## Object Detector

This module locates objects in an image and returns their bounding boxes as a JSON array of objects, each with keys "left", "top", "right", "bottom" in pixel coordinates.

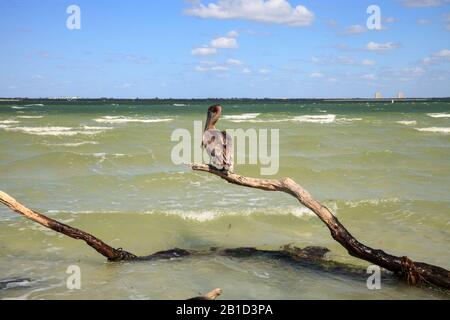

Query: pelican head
[{"left": 204, "top": 105, "right": 222, "bottom": 131}]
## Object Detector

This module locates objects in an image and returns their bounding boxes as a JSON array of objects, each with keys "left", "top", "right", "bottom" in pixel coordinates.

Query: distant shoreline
[{"left": 1, "top": 97, "right": 449, "bottom": 105}]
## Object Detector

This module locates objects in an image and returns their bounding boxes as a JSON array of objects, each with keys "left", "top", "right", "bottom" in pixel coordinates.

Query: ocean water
[{"left": 0, "top": 101, "right": 449, "bottom": 300}]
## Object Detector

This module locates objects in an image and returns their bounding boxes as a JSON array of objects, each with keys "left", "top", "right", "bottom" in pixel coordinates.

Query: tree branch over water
[
  {"left": 190, "top": 164, "right": 450, "bottom": 290},
  {"left": 0, "top": 191, "right": 136, "bottom": 261},
  {"left": 1, "top": 164, "right": 450, "bottom": 294}
]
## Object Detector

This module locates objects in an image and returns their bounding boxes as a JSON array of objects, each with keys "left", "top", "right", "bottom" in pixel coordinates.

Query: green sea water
[{"left": 0, "top": 101, "right": 449, "bottom": 300}]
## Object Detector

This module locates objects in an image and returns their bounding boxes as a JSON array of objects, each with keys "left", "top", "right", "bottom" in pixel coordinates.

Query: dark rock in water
[
  {"left": 281, "top": 245, "right": 330, "bottom": 259},
  {"left": 0, "top": 278, "right": 32, "bottom": 290}
]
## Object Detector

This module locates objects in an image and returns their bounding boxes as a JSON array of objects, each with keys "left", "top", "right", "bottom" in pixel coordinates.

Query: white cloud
[
  {"left": 417, "top": 18, "right": 431, "bottom": 25},
  {"left": 211, "top": 66, "right": 229, "bottom": 71},
  {"left": 311, "top": 55, "right": 376, "bottom": 66},
  {"left": 199, "top": 60, "right": 216, "bottom": 65},
  {"left": 242, "top": 68, "right": 252, "bottom": 74},
  {"left": 434, "top": 49, "right": 450, "bottom": 57},
  {"left": 185, "top": 0, "right": 315, "bottom": 27},
  {"left": 423, "top": 49, "right": 450, "bottom": 64},
  {"left": 227, "top": 58, "right": 243, "bottom": 65},
  {"left": 227, "top": 30, "right": 239, "bottom": 38},
  {"left": 342, "top": 24, "right": 367, "bottom": 35},
  {"left": 366, "top": 41, "right": 400, "bottom": 52},
  {"left": 361, "top": 74, "right": 377, "bottom": 80},
  {"left": 401, "top": 0, "right": 449, "bottom": 7},
  {"left": 258, "top": 68, "right": 270, "bottom": 74},
  {"left": 309, "top": 72, "right": 324, "bottom": 78},
  {"left": 191, "top": 46, "right": 218, "bottom": 56},
  {"left": 196, "top": 65, "right": 229, "bottom": 72},
  {"left": 33, "top": 74, "right": 45, "bottom": 80},
  {"left": 445, "top": 13, "right": 450, "bottom": 30},
  {"left": 362, "top": 59, "right": 376, "bottom": 66},
  {"left": 311, "top": 55, "right": 354, "bottom": 65},
  {"left": 211, "top": 36, "right": 238, "bottom": 48}
]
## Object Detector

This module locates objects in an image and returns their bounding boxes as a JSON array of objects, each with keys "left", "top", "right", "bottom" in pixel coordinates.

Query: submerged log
[
  {"left": 1, "top": 184, "right": 449, "bottom": 293},
  {"left": 190, "top": 164, "right": 450, "bottom": 290},
  {"left": 0, "top": 191, "right": 382, "bottom": 283}
]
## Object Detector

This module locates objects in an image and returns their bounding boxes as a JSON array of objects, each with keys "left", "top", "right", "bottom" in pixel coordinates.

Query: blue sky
[{"left": 0, "top": 0, "right": 449, "bottom": 98}]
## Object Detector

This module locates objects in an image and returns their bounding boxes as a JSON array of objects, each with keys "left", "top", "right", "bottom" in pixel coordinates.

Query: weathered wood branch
[
  {"left": 1, "top": 184, "right": 449, "bottom": 293},
  {"left": 0, "top": 189, "right": 383, "bottom": 285},
  {"left": 0, "top": 191, "right": 136, "bottom": 261},
  {"left": 190, "top": 164, "right": 450, "bottom": 290}
]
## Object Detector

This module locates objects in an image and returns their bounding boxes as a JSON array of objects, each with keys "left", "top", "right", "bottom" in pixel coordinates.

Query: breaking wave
[
  {"left": 415, "top": 127, "right": 450, "bottom": 133},
  {"left": 94, "top": 116, "right": 174, "bottom": 124},
  {"left": 427, "top": 113, "right": 450, "bottom": 118},
  {"left": 17, "top": 116, "right": 44, "bottom": 119},
  {"left": 0, "top": 120, "right": 19, "bottom": 124},
  {"left": 223, "top": 113, "right": 261, "bottom": 120},
  {"left": 292, "top": 114, "right": 336, "bottom": 124},
  {"left": 225, "top": 115, "right": 361, "bottom": 124},
  {"left": 141, "top": 206, "right": 317, "bottom": 222},
  {"left": 3, "top": 126, "right": 109, "bottom": 136},
  {"left": 45, "top": 141, "right": 99, "bottom": 147},
  {"left": 397, "top": 120, "right": 417, "bottom": 126}
]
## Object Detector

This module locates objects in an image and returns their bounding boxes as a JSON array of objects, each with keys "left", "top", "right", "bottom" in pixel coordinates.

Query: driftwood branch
[
  {"left": 1, "top": 172, "right": 449, "bottom": 294},
  {"left": 0, "top": 191, "right": 136, "bottom": 261},
  {"left": 0, "top": 190, "right": 387, "bottom": 285},
  {"left": 0, "top": 191, "right": 356, "bottom": 272},
  {"left": 190, "top": 164, "right": 450, "bottom": 290}
]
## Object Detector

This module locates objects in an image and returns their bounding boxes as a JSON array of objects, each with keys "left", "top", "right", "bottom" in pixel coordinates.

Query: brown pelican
[{"left": 202, "top": 105, "right": 233, "bottom": 172}]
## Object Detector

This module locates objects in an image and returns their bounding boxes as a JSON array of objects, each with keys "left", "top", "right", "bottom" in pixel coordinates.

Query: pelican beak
[{"left": 204, "top": 110, "right": 213, "bottom": 132}]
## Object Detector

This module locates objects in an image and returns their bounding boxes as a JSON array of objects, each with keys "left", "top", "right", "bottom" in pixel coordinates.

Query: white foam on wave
[
  {"left": 397, "top": 120, "right": 417, "bottom": 126},
  {"left": 82, "top": 126, "right": 114, "bottom": 130},
  {"left": 227, "top": 119, "right": 289, "bottom": 123},
  {"left": 415, "top": 127, "right": 450, "bottom": 133},
  {"left": 94, "top": 116, "right": 174, "bottom": 124},
  {"left": 0, "top": 120, "right": 19, "bottom": 124},
  {"left": 12, "top": 106, "right": 26, "bottom": 109},
  {"left": 336, "top": 117, "right": 363, "bottom": 124},
  {"left": 427, "top": 113, "right": 450, "bottom": 118},
  {"left": 223, "top": 113, "right": 261, "bottom": 120},
  {"left": 17, "top": 116, "right": 44, "bottom": 119},
  {"left": 3, "top": 126, "right": 108, "bottom": 136},
  {"left": 292, "top": 114, "right": 336, "bottom": 124},
  {"left": 45, "top": 141, "right": 99, "bottom": 147},
  {"left": 173, "top": 103, "right": 188, "bottom": 107},
  {"left": 24, "top": 104, "right": 45, "bottom": 107},
  {"left": 344, "top": 198, "right": 399, "bottom": 208},
  {"left": 142, "top": 205, "right": 326, "bottom": 222},
  {"left": 227, "top": 115, "right": 357, "bottom": 124}
]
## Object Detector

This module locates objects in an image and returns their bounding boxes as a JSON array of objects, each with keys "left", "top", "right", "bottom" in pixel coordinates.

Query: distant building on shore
[
  {"left": 397, "top": 91, "right": 405, "bottom": 99},
  {"left": 375, "top": 92, "right": 382, "bottom": 99}
]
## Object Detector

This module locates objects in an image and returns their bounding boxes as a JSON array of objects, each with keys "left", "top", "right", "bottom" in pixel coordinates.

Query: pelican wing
[{"left": 202, "top": 130, "right": 233, "bottom": 171}]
